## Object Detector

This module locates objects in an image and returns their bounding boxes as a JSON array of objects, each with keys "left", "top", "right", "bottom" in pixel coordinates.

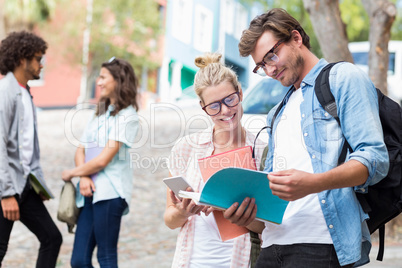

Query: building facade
[{"left": 158, "top": 0, "right": 263, "bottom": 102}]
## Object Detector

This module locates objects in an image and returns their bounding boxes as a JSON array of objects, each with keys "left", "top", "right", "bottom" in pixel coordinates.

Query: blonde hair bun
[
  {"left": 193, "top": 52, "right": 239, "bottom": 100},
  {"left": 194, "top": 53, "right": 222, "bottom": 68}
]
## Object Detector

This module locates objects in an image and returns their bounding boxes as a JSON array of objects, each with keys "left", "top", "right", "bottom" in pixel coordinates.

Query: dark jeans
[
  {"left": 71, "top": 197, "right": 127, "bottom": 268},
  {"left": 0, "top": 184, "right": 62, "bottom": 268},
  {"left": 256, "top": 244, "right": 355, "bottom": 268}
]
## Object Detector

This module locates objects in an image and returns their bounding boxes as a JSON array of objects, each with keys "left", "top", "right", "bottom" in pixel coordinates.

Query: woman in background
[{"left": 62, "top": 57, "right": 139, "bottom": 268}]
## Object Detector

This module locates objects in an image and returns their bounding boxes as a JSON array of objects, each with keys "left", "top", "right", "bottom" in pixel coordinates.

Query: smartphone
[{"left": 163, "top": 176, "right": 192, "bottom": 198}]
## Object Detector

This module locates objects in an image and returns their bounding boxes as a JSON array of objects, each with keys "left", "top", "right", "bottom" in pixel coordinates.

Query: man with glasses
[
  {"left": 0, "top": 31, "right": 62, "bottom": 267},
  {"left": 230, "top": 8, "right": 389, "bottom": 267}
]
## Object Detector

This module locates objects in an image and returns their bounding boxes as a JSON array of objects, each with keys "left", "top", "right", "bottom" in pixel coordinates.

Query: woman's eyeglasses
[{"left": 202, "top": 91, "right": 240, "bottom": 116}]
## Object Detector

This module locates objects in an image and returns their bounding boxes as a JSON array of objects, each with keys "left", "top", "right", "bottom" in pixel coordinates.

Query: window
[
  {"left": 234, "top": 3, "right": 247, "bottom": 39},
  {"left": 193, "top": 4, "right": 213, "bottom": 52},
  {"left": 171, "top": 0, "right": 193, "bottom": 44},
  {"left": 224, "top": 0, "right": 234, "bottom": 35}
]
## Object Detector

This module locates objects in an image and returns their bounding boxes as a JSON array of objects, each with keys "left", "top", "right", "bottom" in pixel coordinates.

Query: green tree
[
  {"left": 39, "top": 0, "right": 163, "bottom": 102},
  {"left": 242, "top": 0, "right": 397, "bottom": 94},
  {"left": 0, "top": 0, "right": 54, "bottom": 39},
  {"left": 391, "top": 0, "right": 402, "bottom": 39},
  {"left": 241, "top": 0, "right": 323, "bottom": 57},
  {"left": 89, "top": 0, "right": 161, "bottom": 72},
  {"left": 340, "top": 0, "right": 370, "bottom": 41}
]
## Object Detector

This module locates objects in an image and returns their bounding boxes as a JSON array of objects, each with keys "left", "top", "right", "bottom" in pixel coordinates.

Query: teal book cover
[{"left": 181, "top": 167, "right": 288, "bottom": 224}]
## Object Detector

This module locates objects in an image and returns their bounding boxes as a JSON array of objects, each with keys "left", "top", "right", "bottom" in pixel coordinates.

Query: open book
[
  {"left": 197, "top": 146, "right": 257, "bottom": 241},
  {"left": 179, "top": 167, "right": 289, "bottom": 224}
]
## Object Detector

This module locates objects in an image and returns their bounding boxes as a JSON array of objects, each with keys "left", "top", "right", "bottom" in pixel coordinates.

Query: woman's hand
[
  {"left": 61, "top": 170, "right": 73, "bottom": 181},
  {"left": 165, "top": 186, "right": 211, "bottom": 229},
  {"left": 169, "top": 187, "right": 206, "bottom": 218},
  {"left": 79, "top": 176, "right": 96, "bottom": 197}
]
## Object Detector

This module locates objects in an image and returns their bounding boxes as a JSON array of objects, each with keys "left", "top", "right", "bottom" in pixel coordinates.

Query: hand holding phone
[{"left": 163, "top": 176, "right": 192, "bottom": 198}]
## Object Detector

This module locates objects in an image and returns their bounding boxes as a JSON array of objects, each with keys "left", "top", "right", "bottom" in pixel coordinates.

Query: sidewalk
[
  {"left": 367, "top": 245, "right": 402, "bottom": 267},
  {"left": 2, "top": 107, "right": 402, "bottom": 268},
  {"left": 3, "top": 108, "right": 185, "bottom": 267}
]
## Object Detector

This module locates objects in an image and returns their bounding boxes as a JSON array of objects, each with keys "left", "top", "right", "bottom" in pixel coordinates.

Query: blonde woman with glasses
[{"left": 164, "top": 52, "right": 266, "bottom": 268}]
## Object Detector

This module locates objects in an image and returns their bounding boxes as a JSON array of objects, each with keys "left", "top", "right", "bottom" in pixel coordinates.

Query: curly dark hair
[
  {"left": 96, "top": 58, "right": 139, "bottom": 116},
  {"left": 0, "top": 31, "right": 48, "bottom": 75},
  {"left": 239, "top": 8, "right": 311, "bottom": 57}
]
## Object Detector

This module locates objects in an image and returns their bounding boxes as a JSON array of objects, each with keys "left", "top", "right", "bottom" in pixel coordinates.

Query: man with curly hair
[{"left": 0, "top": 31, "right": 62, "bottom": 267}]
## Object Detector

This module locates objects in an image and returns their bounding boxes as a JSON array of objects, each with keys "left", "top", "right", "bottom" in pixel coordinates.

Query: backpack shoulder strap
[
  {"left": 314, "top": 62, "right": 351, "bottom": 166},
  {"left": 252, "top": 126, "right": 269, "bottom": 159},
  {"left": 270, "top": 86, "right": 295, "bottom": 134},
  {"left": 252, "top": 86, "right": 294, "bottom": 160},
  {"left": 314, "top": 62, "right": 340, "bottom": 124}
]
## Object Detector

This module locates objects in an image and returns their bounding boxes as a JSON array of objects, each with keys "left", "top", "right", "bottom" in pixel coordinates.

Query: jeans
[
  {"left": 255, "top": 244, "right": 355, "bottom": 268},
  {"left": 0, "top": 183, "right": 62, "bottom": 268},
  {"left": 71, "top": 197, "right": 127, "bottom": 268}
]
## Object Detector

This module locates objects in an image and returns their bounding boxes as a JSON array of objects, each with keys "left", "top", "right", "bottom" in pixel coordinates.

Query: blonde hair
[{"left": 193, "top": 52, "right": 240, "bottom": 102}]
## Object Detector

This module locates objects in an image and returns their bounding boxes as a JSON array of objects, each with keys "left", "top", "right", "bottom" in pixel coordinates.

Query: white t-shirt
[
  {"left": 20, "top": 86, "right": 34, "bottom": 176},
  {"left": 190, "top": 202, "right": 234, "bottom": 267},
  {"left": 261, "top": 88, "right": 332, "bottom": 248}
]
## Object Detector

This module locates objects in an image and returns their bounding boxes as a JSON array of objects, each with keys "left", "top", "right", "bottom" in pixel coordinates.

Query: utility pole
[{"left": 77, "top": 0, "right": 93, "bottom": 108}]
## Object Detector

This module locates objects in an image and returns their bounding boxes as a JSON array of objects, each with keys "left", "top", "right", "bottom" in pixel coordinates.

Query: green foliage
[
  {"left": 340, "top": 0, "right": 369, "bottom": 41},
  {"left": 89, "top": 0, "right": 161, "bottom": 75},
  {"left": 239, "top": 0, "right": 322, "bottom": 56},
  {"left": 239, "top": 0, "right": 269, "bottom": 9},
  {"left": 4, "top": 0, "right": 55, "bottom": 29},
  {"left": 340, "top": 0, "right": 402, "bottom": 41},
  {"left": 269, "top": 0, "right": 323, "bottom": 57},
  {"left": 391, "top": 0, "right": 402, "bottom": 40},
  {"left": 241, "top": 0, "right": 402, "bottom": 54}
]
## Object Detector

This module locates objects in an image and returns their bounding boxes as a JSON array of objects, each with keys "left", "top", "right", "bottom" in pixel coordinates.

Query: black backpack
[{"left": 315, "top": 62, "right": 402, "bottom": 261}]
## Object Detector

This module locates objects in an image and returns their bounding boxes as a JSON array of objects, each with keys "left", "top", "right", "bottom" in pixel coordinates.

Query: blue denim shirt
[{"left": 264, "top": 59, "right": 389, "bottom": 266}]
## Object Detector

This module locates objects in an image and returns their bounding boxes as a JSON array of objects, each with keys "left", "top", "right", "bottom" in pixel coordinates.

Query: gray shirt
[{"left": 0, "top": 72, "right": 44, "bottom": 198}]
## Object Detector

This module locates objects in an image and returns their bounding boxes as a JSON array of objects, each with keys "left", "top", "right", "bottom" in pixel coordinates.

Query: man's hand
[
  {"left": 268, "top": 169, "right": 320, "bottom": 201},
  {"left": 223, "top": 197, "right": 257, "bottom": 227},
  {"left": 1, "top": 196, "right": 20, "bottom": 221},
  {"left": 79, "top": 176, "right": 96, "bottom": 197},
  {"left": 39, "top": 192, "right": 49, "bottom": 201}
]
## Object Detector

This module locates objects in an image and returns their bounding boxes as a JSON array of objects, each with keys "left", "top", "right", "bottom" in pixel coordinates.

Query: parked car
[
  {"left": 348, "top": 41, "right": 402, "bottom": 106},
  {"left": 242, "top": 77, "right": 290, "bottom": 143}
]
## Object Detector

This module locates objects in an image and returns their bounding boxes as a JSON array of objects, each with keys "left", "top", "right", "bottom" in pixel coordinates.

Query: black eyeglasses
[
  {"left": 253, "top": 40, "right": 284, "bottom": 76},
  {"left": 202, "top": 91, "right": 240, "bottom": 116}
]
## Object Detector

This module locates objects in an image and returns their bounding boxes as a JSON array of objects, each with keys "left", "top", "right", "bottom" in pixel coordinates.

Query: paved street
[{"left": 2, "top": 106, "right": 401, "bottom": 267}]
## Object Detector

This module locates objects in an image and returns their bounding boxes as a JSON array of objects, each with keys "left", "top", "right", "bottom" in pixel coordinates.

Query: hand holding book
[
  {"left": 197, "top": 146, "right": 258, "bottom": 241},
  {"left": 178, "top": 167, "right": 288, "bottom": 224}
]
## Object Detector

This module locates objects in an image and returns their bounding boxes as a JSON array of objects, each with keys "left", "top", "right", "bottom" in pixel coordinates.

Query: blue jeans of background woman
[{"left": 71, "top": 197, "right": 127, "bottom": 268}]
